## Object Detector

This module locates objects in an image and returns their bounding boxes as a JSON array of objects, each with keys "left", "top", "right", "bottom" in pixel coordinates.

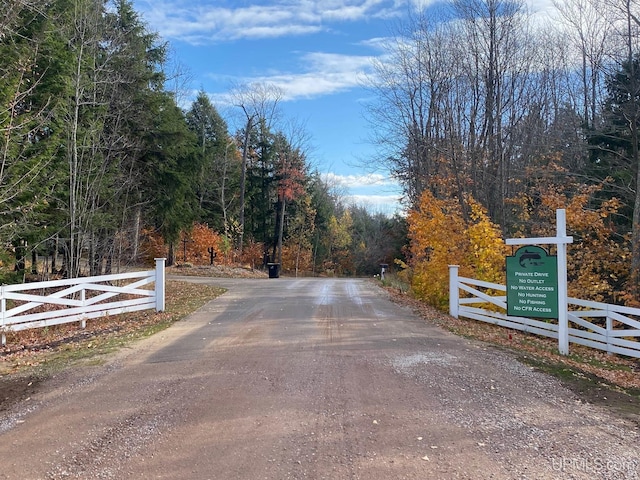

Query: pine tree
[
  {"left": 0, "top": 1, "right": 69, "bottom": 276},
  {"left": 185, "top": 91, "right": 237, "bottom": 233}
]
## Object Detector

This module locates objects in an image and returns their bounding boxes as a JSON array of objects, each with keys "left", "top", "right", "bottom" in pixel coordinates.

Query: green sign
[{"left": 506, "top": 246, "right": 558, "bottom": 318}]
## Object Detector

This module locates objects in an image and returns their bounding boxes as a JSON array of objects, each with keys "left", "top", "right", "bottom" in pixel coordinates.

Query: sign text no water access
[{"left": 506, "top": 246, "right": 558, "bottom": 319}]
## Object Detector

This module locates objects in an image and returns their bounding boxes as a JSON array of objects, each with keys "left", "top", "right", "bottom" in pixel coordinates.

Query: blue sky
[{"left": 132, "top": 0, "right": 555, "bottom": 215}]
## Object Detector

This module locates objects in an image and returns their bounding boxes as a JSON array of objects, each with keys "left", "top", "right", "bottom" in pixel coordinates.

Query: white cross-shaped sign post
[{"left": 506, "top": 209, "right": 574, "bottom": 355}]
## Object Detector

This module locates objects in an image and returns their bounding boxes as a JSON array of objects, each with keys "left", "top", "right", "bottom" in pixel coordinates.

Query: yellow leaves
[
  {"left": 394, "top": 258, "right": 408, "bottom": 269},
  {"left": 324, "top": 211, "right": 355, "bottom": 274},
  {"left": 463, "top": 199, "right": 507, "bottom": 284},
  {"left": 407, "top": 191, "right": 506, "bottom": 309},
  {"left": 328, "top": 212, "right": 352, "bottom": 250},
  {"left": 506, "top": 163, "right": 631, "bottom": 303}
]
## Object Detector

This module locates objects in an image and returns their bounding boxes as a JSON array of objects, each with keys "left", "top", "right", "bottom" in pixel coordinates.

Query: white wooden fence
[
  {"left": 449, "top": 266, "right": 640, "bottom": 359},
  {"left": 1, "top": 258, "right": 166, "bottom": 345}
]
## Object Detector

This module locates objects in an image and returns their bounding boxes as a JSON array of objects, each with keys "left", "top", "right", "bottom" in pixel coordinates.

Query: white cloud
[
  {"left": 348, "top": 194, "right": 405, "bottom": 215},
  {"left": 255, "top": 53, "right": 375, "bottom": 99},
  {"left": 322, "top": 172, "right": 396, "bottom": 188},
  {"left": 527, "top": 0, "right": 558, "bottom": 16},
  {"left": 208, "top": 51, "right": 376, "bottom": 103},
  {"left": 320, "top": 172, "right": 405, "bottom": 214},
  {"left": 137, "top": 0, "right": 399, "bottom": 43},
  {"left": 138, "top": 0, "right": 565, "bottom": 44},
  {"left": 408, "top": 0, "right": 440, "bottom": 12}
]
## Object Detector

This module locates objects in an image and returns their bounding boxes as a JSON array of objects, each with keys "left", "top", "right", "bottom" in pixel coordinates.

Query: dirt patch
[{"left": 0, "top": 374, "right": 42, "bottom": 412}]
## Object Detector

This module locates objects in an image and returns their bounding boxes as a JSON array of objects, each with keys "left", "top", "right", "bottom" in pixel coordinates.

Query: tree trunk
[
  {"left": 132, "top": 206, "right": 142, "bottom": 262},
  {"left": 237, "top": 115, "right": 254, "bottom": 253},
  {"left": 167, "top": 242, "right": 175, "bottom": 266},
  {"left": 626, "top": 0, "right": 640, "bottom": 296},
  {"left": 31, "top": 249, "right": 37, "bottom": 275},
  {"left": 277, "top": 197, "right": 286, "bottom": 266}
]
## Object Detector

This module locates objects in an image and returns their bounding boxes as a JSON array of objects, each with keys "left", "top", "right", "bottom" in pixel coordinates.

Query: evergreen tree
[
  {"left": 185, "top": 90, "right": 237, "bottom": 232},
  {"left": 143, "top": 93, "right": 198, "bottom": 265},
  {"left": 245, "top": 119, "right": 276, "bottom": 246},
  {"left": 0, "top": 1, "right": 69, "bottom": 275},
  {"left": 589, "top": 55, "right": 640, "bottom": 216},
  {"left": 589, "top": 54, "right": 640, "bottom": 293}
]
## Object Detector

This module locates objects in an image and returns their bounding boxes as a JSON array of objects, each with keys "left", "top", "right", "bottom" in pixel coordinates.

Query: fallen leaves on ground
[{"left": 167, "top": 264, "right": 268, "bottom": 278}]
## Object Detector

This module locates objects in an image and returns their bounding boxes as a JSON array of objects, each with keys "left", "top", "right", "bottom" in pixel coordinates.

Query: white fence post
[
  {"left": 1, "top": 286, "right": 5, "bottom": 346},
  {"left": 155, "top": 258, "right": 166, "bottom": 312},
  {"left": 80, "top": 289, "right": 87, "bottom": 329},
  {"left": 506, "top": 209, "right": 573, "bottom": 356},
  {"left": 556, "top": 209, "right": 569, "bottom": 355},
  {"left": 449, "top": 265, "right": 459, "bottom": 319},
  {"left": 606, "top": 306, "right": 613, "bottom": 355}
]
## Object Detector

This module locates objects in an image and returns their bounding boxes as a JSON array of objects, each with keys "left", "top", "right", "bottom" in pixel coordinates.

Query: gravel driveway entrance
[{"left": 0, "top": 278, "right": 638, "bottom": 479}]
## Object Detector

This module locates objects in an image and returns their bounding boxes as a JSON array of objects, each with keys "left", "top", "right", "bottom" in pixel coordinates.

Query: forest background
[{"left": 2, "top": 0, "right": 640, "bottom": 311}]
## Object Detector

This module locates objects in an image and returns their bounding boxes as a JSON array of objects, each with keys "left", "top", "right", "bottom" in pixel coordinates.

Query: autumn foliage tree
[
  {"left": 142, "top": 223, "right": 225, "bottom": 266},
  {"left": 407, "top": 190, "right": 506, "bottom": 309},
  {"left": 406, "top": 171, "right": 630, "bottom": 310},
  {"left": 281, "top": 193, "right": 316, "bottom": 275},
  {"left": 325, "top": 211, "right": 354, "bottom": 275},
  {"left": 507, "top": 161, "right": 630, "bottom": 304},
  {"left": 272, "top": 131, "right": 307, "bottom": 266}
]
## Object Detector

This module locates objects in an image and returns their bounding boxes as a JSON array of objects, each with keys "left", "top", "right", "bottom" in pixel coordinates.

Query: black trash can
[{"left": 267, "top": 263, "right": 280, "bottom": 278}]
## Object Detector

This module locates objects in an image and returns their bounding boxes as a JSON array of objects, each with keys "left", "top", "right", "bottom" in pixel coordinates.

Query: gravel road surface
[{"left": 0, "top": 277, "right": 638, "bottom": 479}]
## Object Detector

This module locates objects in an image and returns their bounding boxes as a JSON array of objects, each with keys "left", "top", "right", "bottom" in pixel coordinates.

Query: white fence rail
[
  {"left": 1, "top": 258, "right": 166, "bottom": 345},
  {"left": 449, "top": 266, "right": 640, "bottom": 359}
]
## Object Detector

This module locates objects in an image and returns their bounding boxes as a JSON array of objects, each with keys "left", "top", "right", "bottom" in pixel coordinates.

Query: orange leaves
[
  {"left": 140, "top": 228, "right": 166, "bottom": 264},
  {"left": 506, "top": 155, "right": 631, "bottom": 303},
  {"left": 187, "top": 223, "right": 225, "bottom": 265},
  {"left": 142, "top": 223, "right": 228, "bottom": 266},
  {"left": 240, "top": 240, "right": 265, "bottom": 269},
  {"left": 274, "top": 145, "right": 307, "bottom": 203},
  {"left": 281, "top": 243, "right": 313, "bottom": 273},
  {"left": 406, "top": 151, "right": 632, "bottom": 307}
]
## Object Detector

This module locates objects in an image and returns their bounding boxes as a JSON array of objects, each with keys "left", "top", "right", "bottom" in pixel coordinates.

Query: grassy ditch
[{"left": 518, "top": 354, "right": 640, "bottom": 426}]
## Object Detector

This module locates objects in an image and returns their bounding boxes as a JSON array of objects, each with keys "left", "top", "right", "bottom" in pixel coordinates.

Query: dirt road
[{"left": 0, "top": 278, "right": 638, "bottom": 479}]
